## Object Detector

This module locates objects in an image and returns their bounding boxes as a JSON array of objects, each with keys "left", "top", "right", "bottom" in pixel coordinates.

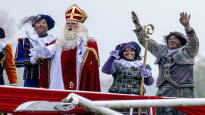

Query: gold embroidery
[
  {"left": 48, "top": 59, "right": 51, "bottom": 86},
  {"left": 78, "top": 46, "right": 100, "bottom": 89},
  {"left": 69, "top": 81, "right": 74, "bottom": 89},
  {"left": 31, "top": 66, "right": 33, "bottom": 79},
  {"left": 22, "top": 38, "right": 25, "bottom": 48},
  {"left": 87, "top": 47, "right": 100, "bottom": 67}
]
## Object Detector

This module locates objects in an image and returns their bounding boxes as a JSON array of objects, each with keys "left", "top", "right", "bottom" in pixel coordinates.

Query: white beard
[{"left": 56, "top": 23, "right": 88, "bottom": 50}]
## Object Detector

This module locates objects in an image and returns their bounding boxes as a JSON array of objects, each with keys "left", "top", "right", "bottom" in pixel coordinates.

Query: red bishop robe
[{"left": 41, "top": 40, "right": 101, "bottom": 92}]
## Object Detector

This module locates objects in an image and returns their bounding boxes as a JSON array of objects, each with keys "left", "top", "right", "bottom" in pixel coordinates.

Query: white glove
[
  {"left": 30, "top": 56, "right": 38, "bottom": 64},
  {"left": 29, "top": 48, "right": 38, "bottom": 57},
  {"left": 109, "top": 50, "right": 119, "bottom": 58},
  {"left": 25, "top": 31, "right": 43, "bottom": 47}
]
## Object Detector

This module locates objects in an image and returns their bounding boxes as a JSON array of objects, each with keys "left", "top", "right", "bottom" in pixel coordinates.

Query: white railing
[
  {"left": 62, "top": 93, "right": 205, "bottom": 114},
  {"left": 16, "top": 93, "right": 205, "bottom": 115}
]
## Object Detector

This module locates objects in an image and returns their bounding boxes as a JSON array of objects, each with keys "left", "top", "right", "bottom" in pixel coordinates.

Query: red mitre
[{"left": 65, "top": 4, "right": 88, "bottom": 23}]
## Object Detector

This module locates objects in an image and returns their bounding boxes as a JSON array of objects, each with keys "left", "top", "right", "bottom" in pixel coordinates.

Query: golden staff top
[
  {"left": 143, "top": 24, "right": 154, "bottom": 37},
  {"left": 139, "top": 24, "right": 155, "bottom": 95},
  {"left": 138, "top": 24, "right": 154, "bottom": 115}
]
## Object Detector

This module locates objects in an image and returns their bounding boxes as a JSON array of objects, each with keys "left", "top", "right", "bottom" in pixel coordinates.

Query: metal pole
[{"left": 92, "top": 98, "right": 205, "bottom": 108}]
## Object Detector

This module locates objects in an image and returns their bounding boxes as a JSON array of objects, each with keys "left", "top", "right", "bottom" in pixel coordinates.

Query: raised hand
[
  {"left": 131, "top": 11, "right": 142, "bottom": 29},
  {"left": 180, "top": 12, "right": 192, "bottom": 31},
  {"left": 25, "top": 31, "right": 43, "bottom": 47},
  {"left": 109, "top": 50, "right": 119, "bottom": 58}
]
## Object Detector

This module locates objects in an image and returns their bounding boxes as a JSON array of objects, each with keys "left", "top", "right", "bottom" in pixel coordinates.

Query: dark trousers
[
  {"left": 155, "top": 82, "right": 194, "bottom": 115},
  {"left": 0, "top": 77, "right": 4, "bottom": 85}
]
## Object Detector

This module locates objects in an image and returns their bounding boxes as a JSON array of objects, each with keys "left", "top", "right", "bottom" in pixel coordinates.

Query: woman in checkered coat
[
  {"left": 102, "top": 41, "right": 154, "bottom": 95},
  {"left": 102, "top": 41, "right": 154, "bottom": 114}
]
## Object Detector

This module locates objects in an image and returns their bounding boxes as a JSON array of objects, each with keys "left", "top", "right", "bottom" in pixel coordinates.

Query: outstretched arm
[
  {"left": 131, "top": 11, "right": 163, "bottom": 57},
  {"left": 131, "top": 11, "right": 142, "bottom": 30},
  {"left": 180, "top": 12, "right": 199, "bottom": 58}
]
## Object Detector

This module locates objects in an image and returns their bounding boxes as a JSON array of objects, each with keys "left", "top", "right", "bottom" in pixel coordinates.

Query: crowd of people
[{"left": 0, "top": 4, "right": 199, "bottom": 115}]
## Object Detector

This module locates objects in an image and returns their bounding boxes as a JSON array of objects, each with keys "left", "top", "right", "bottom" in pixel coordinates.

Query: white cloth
[
  {"left": 30, "top": 56, "right": 37, "bottom": 64},
  {"left": 25, "top": 31, "right": 56, "bottom": 59},
  {"left": 49, "top": 47, "right": 64, "bottom": 89},
  {"left": 49, "top": 37, "right": 87, "bottom": 90}
]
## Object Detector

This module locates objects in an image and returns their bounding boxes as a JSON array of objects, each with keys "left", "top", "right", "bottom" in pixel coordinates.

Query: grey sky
[{"left": 1, "top": 0, "right": 204, "bottom": 95}]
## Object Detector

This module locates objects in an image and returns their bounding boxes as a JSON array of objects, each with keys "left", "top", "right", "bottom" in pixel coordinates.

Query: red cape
[{"left": 39, "top": 40, "right": 101, "bottom": 92}]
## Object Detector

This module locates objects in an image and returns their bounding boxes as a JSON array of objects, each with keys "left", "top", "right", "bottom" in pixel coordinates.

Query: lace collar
[{"left": 115, "top": 59, "right": 142, "bottom": 68}]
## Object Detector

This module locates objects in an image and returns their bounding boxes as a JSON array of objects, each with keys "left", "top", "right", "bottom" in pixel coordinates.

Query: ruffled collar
[{"left": 115, "top": 59, "right": 142, "bottom": 68}]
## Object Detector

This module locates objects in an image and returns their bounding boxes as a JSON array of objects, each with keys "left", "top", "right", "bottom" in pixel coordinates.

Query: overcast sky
[{"left": 1, "top": 0, "right": 205, "bottom": 95}]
